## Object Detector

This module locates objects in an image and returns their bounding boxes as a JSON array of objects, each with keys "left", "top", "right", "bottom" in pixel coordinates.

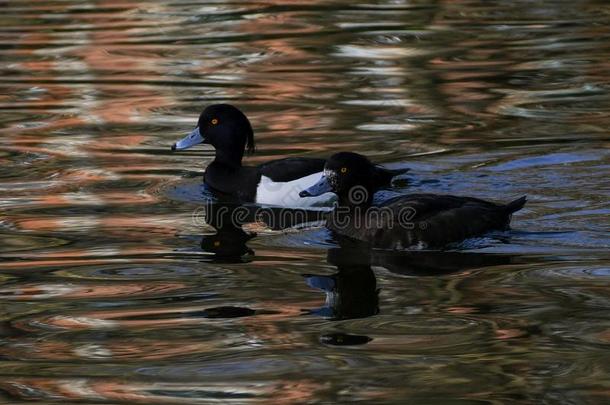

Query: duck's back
[
  {"left": 258, "top": 157, "right": 325, "bottom": 182},
  {"left": 329, "top": 193, "right": 526, "bottom": 249}
]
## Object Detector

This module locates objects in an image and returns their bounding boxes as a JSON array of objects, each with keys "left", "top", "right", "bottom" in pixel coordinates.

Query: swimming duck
[
  {"left": 171, "top": 104, "right": 407, "bottom": 207},
  {"left": 299, "top": 152, "right": 527, "bottom": 249}
]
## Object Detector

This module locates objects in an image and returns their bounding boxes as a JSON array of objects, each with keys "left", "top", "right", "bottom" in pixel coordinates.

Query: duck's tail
[{"left": 505, "top": 196, "right": 527, "bottom": 214}]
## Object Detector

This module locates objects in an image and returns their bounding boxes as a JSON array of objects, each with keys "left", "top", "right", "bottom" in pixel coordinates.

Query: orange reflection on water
[
  {"left": 0, "top": 377, "right": 325, "bottom": 404},
  {"left": 0, "top": 280, "right": 187, "bottom": 300},
  {"left": 0, "top": 337, "right": 237, "bottom": 362}
]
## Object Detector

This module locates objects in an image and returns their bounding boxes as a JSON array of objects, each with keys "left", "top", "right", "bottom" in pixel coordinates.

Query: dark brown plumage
[{"left": 301, "top": 152, "right": 526, "bottom": 249}]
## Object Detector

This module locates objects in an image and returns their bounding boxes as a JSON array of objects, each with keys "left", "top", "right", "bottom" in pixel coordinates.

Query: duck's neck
[
  {"left": 336, "top": 188, "right": 375, "bottom": 212},
  {"left": 329, "top": 191, "right": 374, "bottom": 233},
  {"left": 213, "top": 148, "right": 243, "bottom": 169}
]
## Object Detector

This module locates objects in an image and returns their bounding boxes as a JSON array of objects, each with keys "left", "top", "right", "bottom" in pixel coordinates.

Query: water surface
[{"left": 1, "top": 0, "right": 610, "bottom": 403}]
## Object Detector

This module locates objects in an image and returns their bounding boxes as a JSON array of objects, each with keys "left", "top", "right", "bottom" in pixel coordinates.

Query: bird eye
[
  {"left": 213, "top": 240, "right": 221, "bottom": 247},
  {"left": 211, "top": 118, "right": 219, "bottom": 125},
  {"left": 340, "top": 167, "right": 347, "bottom": 174}
]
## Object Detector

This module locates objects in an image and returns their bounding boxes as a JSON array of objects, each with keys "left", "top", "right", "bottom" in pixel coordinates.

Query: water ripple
[{"left": 0, "top": 0, "right": 609, "bottom": 403}]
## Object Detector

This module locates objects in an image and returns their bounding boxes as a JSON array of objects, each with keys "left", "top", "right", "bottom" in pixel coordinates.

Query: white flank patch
[{"left": 255, "top": 172, "right": 334, "bottom": 208}]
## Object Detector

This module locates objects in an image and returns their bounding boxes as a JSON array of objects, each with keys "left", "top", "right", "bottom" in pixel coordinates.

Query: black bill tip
[{"left": 171, "top": 143, "right": 177, "bottom": 152}]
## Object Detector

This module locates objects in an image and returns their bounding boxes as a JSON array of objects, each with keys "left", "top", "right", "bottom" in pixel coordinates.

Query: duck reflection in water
[
  {"left": 304, "top": 248, "right": 380, "bottom": 321},
  {"left": 199, "top": 201, "right": 257, "bottom": 262},
  {"left": 199, "top": 200, "right": 326, "bottom": 262},
  {"left": 309, "top": 240, "right": 516, "bottom": 346}
]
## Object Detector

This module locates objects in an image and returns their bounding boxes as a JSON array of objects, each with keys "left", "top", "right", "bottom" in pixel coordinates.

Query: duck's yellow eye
[
  {"left": 340, "top": 167, "right": 347, "bottom": 174},
  {"left": 213, "top": 240, "right": 221, "bottom": 247},
  {"left": 211, "top": 118, "right": 219, "bottom": 125}
]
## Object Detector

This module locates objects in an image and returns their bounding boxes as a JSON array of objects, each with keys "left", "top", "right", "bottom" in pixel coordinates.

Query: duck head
[
  {"left": 172, "top": 104, "right": 255, "bottom": 166},
  {"left": 299, "top": 152, "right": 376, "bottom": 207}
]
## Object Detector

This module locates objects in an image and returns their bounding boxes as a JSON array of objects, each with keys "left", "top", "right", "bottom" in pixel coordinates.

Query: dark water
[{"left": 1, "top": 0, "right": 610, "bottom": 403}]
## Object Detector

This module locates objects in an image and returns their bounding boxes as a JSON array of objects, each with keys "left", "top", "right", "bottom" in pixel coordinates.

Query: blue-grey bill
[
  {"left": 299, "top": 176, "right": 333, "bottom": 197},
  {"left": 171, "top": 127, "right": 204, "bottom": 151}
]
